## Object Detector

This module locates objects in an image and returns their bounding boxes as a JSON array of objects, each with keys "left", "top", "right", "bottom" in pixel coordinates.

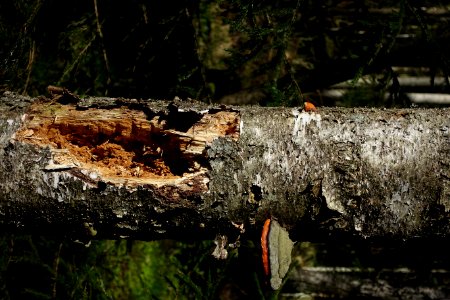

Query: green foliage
[
  {"left": 0, "top": 236, "right": 268, "bottom": 300},
  {"left": 0, "top": 236, "right": 207, "bottom": 299},
  {"left": 223, "top": 0, "right": 304, "bottom": 106},
  {"left": 352, "top": 0, "right": 406, "bottom": 85},
  {"left": 163, "top": 239, "right": 267, "bottom": 299}
]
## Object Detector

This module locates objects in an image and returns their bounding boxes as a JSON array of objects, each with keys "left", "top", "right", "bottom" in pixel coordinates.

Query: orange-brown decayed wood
[{"left": 15, "top": 102, "right": 240, "bottom": 188}]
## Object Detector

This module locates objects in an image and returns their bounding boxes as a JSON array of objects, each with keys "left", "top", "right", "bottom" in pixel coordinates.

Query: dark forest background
[
  {"left": 2, "top": 0, "right": 449, "bottom": 106},
  {"left": 1, "top": 0, "right": 450, "bottom": 299}
]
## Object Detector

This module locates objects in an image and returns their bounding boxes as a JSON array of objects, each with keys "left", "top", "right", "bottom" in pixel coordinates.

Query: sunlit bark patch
[{"left": 16, "top": 102, "right": 240, "bottom": 189}]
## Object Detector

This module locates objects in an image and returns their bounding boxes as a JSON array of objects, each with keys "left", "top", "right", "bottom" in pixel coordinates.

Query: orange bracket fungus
[
  {"left": 261, "top": 218, "right": 295, "bottom": 290},
  {"left": 261, "top": 218, "right": 271, "bottom": 276},
  {"left": 303, "top": 101, "right": 317, "bottom": 112}
]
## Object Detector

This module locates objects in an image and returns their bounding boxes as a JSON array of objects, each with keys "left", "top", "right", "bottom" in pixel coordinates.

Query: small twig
[
  {"left": 283, "top": 0, "right": 305, "bottom": 103},
  {"left": 52, "top": 242, "right": 63, "bottom": 299},
  {"left": 20, "top": 0, "right": 43, "bottom": 95},
  {"left": 93, "top": 0, "right": 111, "bottom": 89},
  {"left": 60, "top": 35, "right": 96, "bottom": 83},
  {"left": 186, "top": 5, "right": 211, "bottom": 103},
  {"left": 22, "top": 40, "right": 36, "bottom": 95},
  {"left": 284, "top": 57, "right": 304, "bottom": 103}
]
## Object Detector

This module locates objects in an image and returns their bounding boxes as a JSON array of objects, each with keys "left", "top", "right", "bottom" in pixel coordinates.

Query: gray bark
[{"left": 0, "top": 91, "right": 449, "bottom": 241}]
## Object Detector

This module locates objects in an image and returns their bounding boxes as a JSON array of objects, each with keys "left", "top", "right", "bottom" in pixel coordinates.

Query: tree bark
[{"left": 0, "top": 91, "right": 449, "bottom": 241}]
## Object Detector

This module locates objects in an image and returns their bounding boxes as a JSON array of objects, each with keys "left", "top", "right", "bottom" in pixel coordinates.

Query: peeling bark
[{"left": 0, "top": 91, "right": 449, "bottom": 241}]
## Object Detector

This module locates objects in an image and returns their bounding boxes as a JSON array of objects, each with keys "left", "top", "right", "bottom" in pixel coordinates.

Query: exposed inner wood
[{"left": 15, "top": 102, "right": 240, "bottom": 187}]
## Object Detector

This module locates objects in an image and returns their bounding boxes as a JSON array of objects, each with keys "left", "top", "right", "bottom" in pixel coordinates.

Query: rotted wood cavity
[{"left": 15, "top": 101, "right": 240, "bottom": 189}]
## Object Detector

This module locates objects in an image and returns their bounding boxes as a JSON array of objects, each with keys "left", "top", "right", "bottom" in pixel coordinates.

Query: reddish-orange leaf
[
  {"left": 261, "top": 218, "right": 271, "bottom": 276},
  {"left": 304, "top": 101, "right": 317, "bottom": 112}
]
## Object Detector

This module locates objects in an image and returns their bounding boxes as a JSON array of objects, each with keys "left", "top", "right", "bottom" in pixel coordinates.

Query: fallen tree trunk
[{"left": 0, "top": 91, "right": 449, "bottom": 241}]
